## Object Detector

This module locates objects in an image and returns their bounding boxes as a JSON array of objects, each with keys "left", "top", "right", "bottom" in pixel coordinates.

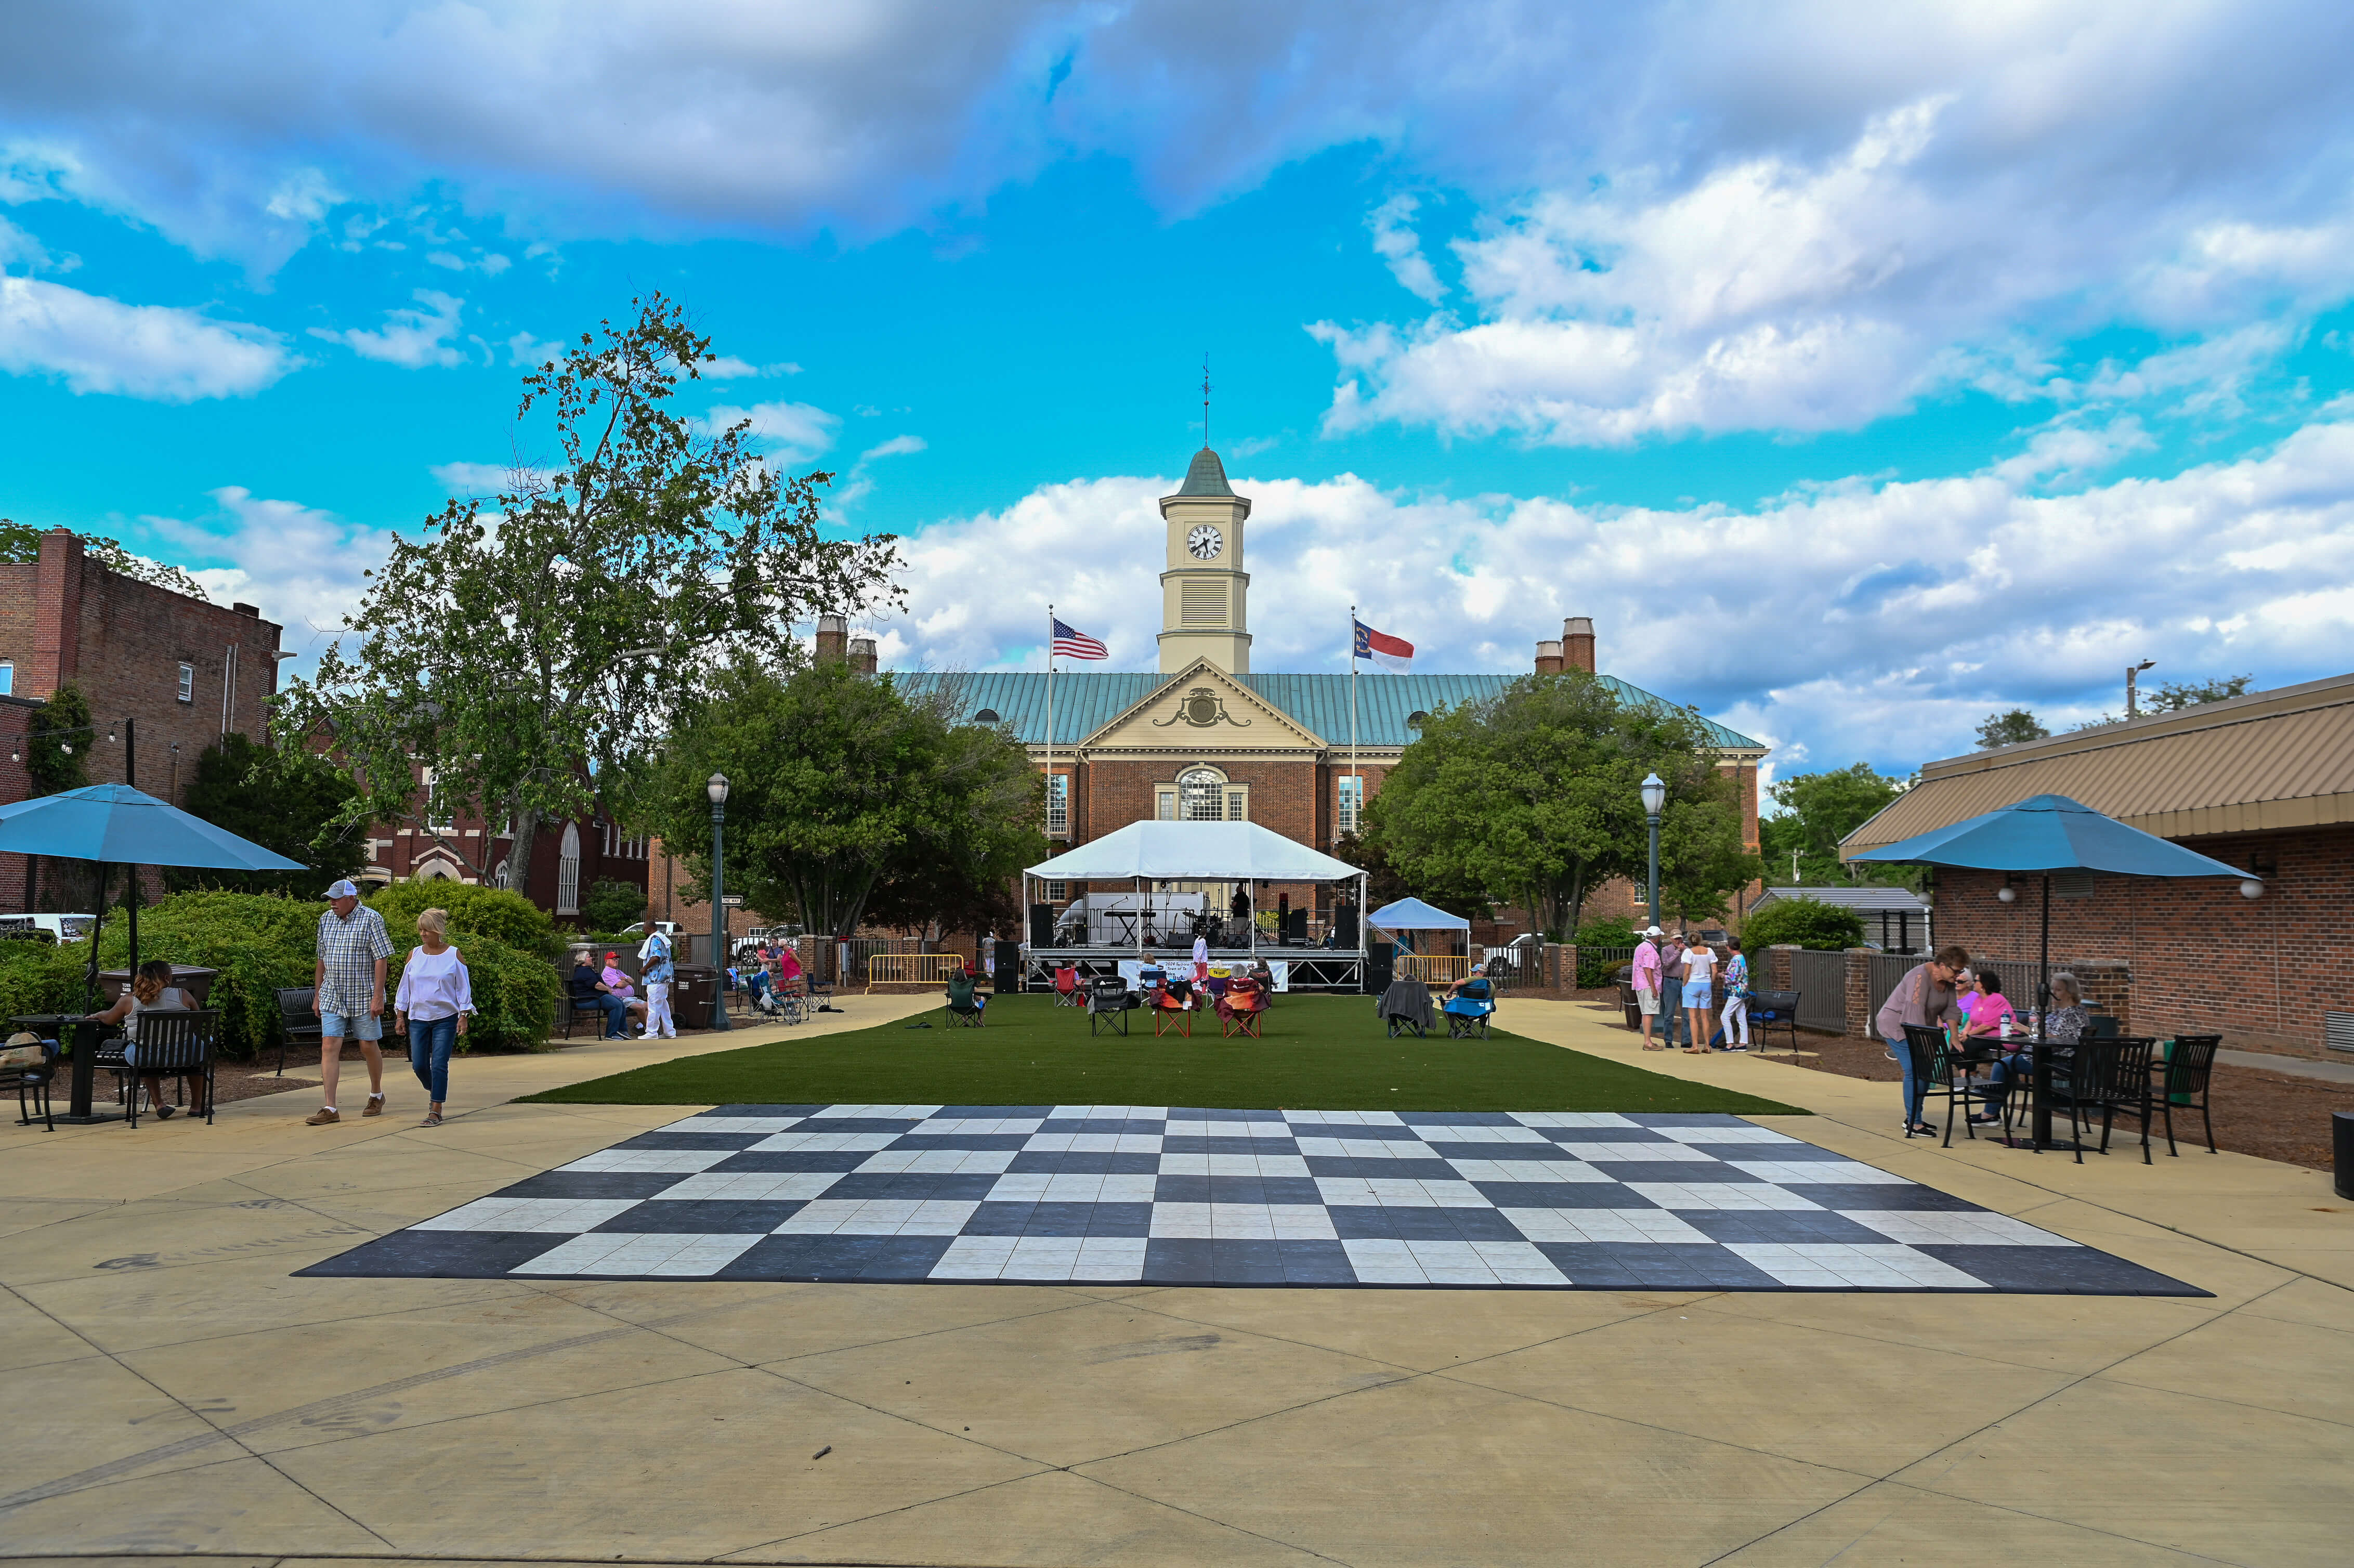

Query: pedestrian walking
[
  {"left": 393, "top": 908, "right": 473, "bottom": 1128},
  {"left": 1632, "top": 926, "right": 1665, "bottom": 1049},
  {"left": 639, "top": 916, "right": 678, "bottom": 1039},
  {"left": 1718, "top": 938, "right": 1750, "bottom": 1050},
  {"left": 1681, "top": 935, "right": 1718, "bottom": 1054},
  {"left": 309, "top": 879, "right": 393, "bottom": 1126},
  {"left": 1873, "top": 944, "right": 1971, "bottom": 1136}
]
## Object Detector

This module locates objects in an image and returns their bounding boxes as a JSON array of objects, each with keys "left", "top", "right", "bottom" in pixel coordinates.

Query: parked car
[
  {"left": 0, "top": 913, "right": 95, "bottom": 943},
  {"left": 618, "top": 921, "right": 683, "bottom": 939}
]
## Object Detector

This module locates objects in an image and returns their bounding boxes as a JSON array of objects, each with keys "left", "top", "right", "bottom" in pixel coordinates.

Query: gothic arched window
[{"left": 556, "top": 822, "right": 581, "bottom": 914}]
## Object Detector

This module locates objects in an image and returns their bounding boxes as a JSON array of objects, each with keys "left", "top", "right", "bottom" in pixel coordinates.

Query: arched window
[
  {"left": 1406, "top": 710, "right": 1430, "bottom": 733},
  {"left": 556, "top": 822, "right": 581, "bottom": 914},
  {"left": 1179, "top": 766, "right": 1227, "bottom": 822},
  {"left": 492, "top": 858, "right": 511, "bottom": 891},
  {"left": 973, "top": 708, "right": 1002, "bottom": 725}
]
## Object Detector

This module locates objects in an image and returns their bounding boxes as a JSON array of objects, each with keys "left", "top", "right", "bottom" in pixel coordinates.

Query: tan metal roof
[{"left": 1842, "top": 671, "right": 2354, "bottom": 854}]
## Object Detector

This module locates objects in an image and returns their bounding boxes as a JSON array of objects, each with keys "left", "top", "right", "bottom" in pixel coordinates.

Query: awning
[
  {"left": 1027, "top": 821, "right": 1363, "bottom": 883},
  {"left": 1368, "top": 897, "right": 1470, "bottom": 932}
]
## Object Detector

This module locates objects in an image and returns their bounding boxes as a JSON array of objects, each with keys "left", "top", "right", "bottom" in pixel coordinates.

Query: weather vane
[{"left": 1201, "top": 354, "right": 1211, "bottom": 449}]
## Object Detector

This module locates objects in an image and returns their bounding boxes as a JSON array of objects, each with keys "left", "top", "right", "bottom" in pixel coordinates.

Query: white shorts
[{"left": 1637, "top": 989, "right": 1660, "bottom": 1016}]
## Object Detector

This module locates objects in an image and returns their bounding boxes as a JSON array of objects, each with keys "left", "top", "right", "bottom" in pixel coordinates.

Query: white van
[{"left": 0, "top": 913, "right": 96, "bottom": 943}]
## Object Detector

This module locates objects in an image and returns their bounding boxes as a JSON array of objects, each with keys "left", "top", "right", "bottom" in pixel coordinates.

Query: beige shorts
[{"left": 1636, "top": 988, "right": 1660, "bottom": 1016}]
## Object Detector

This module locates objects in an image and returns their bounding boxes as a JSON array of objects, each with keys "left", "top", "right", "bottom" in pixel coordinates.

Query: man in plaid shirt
[{"left": 309, "top": 879, "right": 394, "bottom": 1126}]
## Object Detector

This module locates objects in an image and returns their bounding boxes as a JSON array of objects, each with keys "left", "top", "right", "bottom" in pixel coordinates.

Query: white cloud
[
  {"left": 141, "top": 487, "right": 386, "bottom": 678},
  {"left": 429, "top": 460, "right": 550, "bottom": 498},
  {"left": 504, "top": 329, "right": 565, "bottom": 367},
  {"left": 309, "top": 289, "right": 465, "bottom": 369},
  {"left": 875, "top": 420, "right": 2354, "bottom": 770},
  {"left": 705, "top": 399, "right": 840, "bottom": 462},
  {"left": 861, "top": 434, "right": 927, "bottom": 460},
  {"left": 0, "top": 275, "right": 293, "bottom": 399},
  {"left": 1368, "top": 194, "right": 1444, "bottom": 302}
]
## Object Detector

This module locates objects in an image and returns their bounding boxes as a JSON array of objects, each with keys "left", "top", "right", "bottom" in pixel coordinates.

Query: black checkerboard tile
[{"left": 296, "top": 1106, "right": 2205, "bottom": 1293}]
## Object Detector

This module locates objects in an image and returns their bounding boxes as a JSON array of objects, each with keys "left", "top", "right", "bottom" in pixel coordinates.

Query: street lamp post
[
  {"left": 1640, "top": 772, "right": 1665, "bottom": 931},
  {"left": 707, "top": 773, "right": 730, "bottom": 1033},
  {"left": 2126, "top": 659, "right": 2155, "bottom": 718}
]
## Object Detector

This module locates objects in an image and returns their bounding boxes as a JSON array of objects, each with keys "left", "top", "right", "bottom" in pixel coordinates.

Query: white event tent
[{"left": 1021, "top": 820, "right": 1369, "bottom": 989}]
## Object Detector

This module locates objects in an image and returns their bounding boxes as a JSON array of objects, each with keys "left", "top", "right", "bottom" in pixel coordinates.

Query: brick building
[
  {"left": 1840, "top": 671, "right": 2353, "bottom": 1061},
  {"left": 894, "top": 443, "right": 1767, "bottom": 939},
  {"left": 358, "top": 792, "right": 652, "bottom": 925},
  {"left": 0, "top": 528, "right": 284, "bottom": 908}
]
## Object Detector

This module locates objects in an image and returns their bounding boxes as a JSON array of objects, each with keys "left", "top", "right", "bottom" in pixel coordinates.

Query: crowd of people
[{"left": 1629, "top": 926, "right": 1753, "bottom": 1055}]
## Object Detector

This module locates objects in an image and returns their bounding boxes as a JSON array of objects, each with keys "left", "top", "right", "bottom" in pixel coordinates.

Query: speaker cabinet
[{"left": 1029, "top": 903, "right": 1054, "bottom": 948}]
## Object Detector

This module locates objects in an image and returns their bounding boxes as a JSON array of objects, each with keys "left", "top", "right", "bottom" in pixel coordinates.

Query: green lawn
[{"left": 523, "top": 993, "right": 1804, "bottom": 1115}]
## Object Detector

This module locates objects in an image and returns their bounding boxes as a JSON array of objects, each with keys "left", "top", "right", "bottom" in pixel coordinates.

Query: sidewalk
[{"left": 1, "top": 995, "right": 2346, "bottom": 1566}]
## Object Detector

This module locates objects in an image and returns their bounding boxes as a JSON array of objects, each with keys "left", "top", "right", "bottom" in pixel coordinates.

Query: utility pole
[{"left": 2126, "top": 659, "right": 2155, "bottom": 718}]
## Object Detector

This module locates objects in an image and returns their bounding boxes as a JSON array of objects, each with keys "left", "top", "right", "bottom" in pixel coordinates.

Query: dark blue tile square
[
  {"left": 1433, "top": 1207, "right": 1527, "bottom": 1242},
  {"left": 1327, "top": 1206, "right": 1400, "bottom": 1239},
  {"left": 1381, "top": 1207, "right": 1471, "bottom": 1240},
  {"left": 1141, "top": 1237, "right": 1215, "bottom": 1283},
  {"left": 1165, "top": 1135, "right": 1302, "bottom": 1156},
  {"left": 1474, "top": 1182, "right": 1653, "bottom": 1210},
  {"left": 1914, "top": 1245, "right": 2207, "bottom": 1296},
  {"left": 710, "top": 1150, "right": 875, "bottom": 1173},
  {"left": 1278, "top": 1239, "right": 1355, "bottom": 1284},
  {"left": 1232, "top": 1176, "right": 1324, "bottom": 1206},
  {"left": 295, "top": 1230, "right": 568, "bottom": 1278},
  {"left": 942, "top": 1105, "right": 1054, "bottom": 1118},
  {"left": 1040, "top": 1116, "right": 1165, "bottom": 1134},
  {"left": 890, "top": 1133, "right": 1034, "bottom": 1151},
  {"left": 959, "top": 1201, "right": 1037, "bottom": 1235},
  {"left": 1020, "top": 1202, "right": 1098, "bottom": 1237},
  {"left": 855, "top": 1236, "right": 956, "bottom": 1280},
  {"left": 1539, "top": 1127, "right": 1674, "bottom": 1145},
  {"left": 1785, "top": 1183, "right": 1987, "bottom": 1210},
  {"left": 614, "top": 1130, "right": 765, "bottom": 1151},
  {"left": 495, "top": 1171, "right": 681, "bottom": 1200},
  {"left": 820, "top": 1172, "right": 1001, "bottom": 1203},
  {"left": 1530, "top": 1242, "right": 1645, "bottom": 1287},
  {"left": 1085, "top": 1203, "right": 1154, "bottom": 1238},
  {"left": 1008, "top": 1151, "right": 1161, "bottom": 1175},
  {"left": 1153, "top": 1175, "right": 1214, "bottom": 1204},
  {"left": 715, "top": 1234, "right": 889, "bottom": 1280},
  {"left": 1209, "top": 1239, "right": 1287, "bottom": 1283},
  {"left": 1679, "top": 1211, "right": 1885, "bottom": 1246},
  {"left": 599, "top": 1199, "right": 801, "bottom": 1234},
  {"left": 802, "top": 1117, "right": 927, "bottom": 1134},
  {"left": 1683, "top": 1141, "right": 1845, "bottom": 1161}
]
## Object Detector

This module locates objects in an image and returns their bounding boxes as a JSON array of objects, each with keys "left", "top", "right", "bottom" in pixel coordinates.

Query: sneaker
[
  {"left": 306, "top": 1107, "right": 340, "bottom": 1126},
  {"left": 361, "top": 1094, "right": 386, "bottom": 1118}
]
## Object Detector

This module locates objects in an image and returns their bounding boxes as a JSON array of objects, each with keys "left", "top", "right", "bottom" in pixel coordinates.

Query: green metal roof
[
  {"left": 895, "top": 669, "right": 1766, "bottom": 752},
  {"left": 1174, "top": 448, "right": 1234, "bottom": 496}
]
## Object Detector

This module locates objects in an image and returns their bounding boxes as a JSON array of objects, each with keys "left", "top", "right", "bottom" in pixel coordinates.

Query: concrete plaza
[{"left": 3, "top": 995, "right": 2347, "bottom": 1567}]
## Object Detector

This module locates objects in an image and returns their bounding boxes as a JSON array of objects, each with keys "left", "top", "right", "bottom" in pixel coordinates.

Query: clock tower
[{"left": 1157, "top": 446, "right": 1253, "bottom": 673}]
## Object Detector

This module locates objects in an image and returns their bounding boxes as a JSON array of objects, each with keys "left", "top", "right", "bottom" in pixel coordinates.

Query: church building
[{"left": 897, "top": 444, "right": 1767, "bottom": 938}]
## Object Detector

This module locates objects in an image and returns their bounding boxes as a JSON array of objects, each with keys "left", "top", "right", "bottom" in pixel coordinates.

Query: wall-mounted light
[
  {"left": 2239, "top": 880, "right": 2264, "bottom": 899},
  {"left": 1997, "top": 874, "right": 2017, "bottom": 904}
]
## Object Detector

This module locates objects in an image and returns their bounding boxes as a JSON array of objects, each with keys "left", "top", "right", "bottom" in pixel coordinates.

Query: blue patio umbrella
[
  {"left": 0, "top": 782, "right": 308, "bottom": 1010},
  {"left": 1849, "top": 793, "right": 2254, "bottom": 1149}
]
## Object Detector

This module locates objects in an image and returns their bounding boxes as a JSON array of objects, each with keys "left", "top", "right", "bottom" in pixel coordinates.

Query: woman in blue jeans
[
  {"left": 1871, "top": 945, "right": 1970, "bottom": 1136},
  {"left": 392, "top": 907, "right": 475, "bottom": 1128}
]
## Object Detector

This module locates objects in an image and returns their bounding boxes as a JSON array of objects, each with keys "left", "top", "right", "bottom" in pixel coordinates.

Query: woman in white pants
[
  {"left": 638, "top": 922, "right": 677, "bottom": 1039},
  {"left": 1718, "top": 937, "right": 1750, "bottom": 1051}
]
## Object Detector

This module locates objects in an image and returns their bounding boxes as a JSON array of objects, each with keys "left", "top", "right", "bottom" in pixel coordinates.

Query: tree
[
  {"left": 1759, "top": 763, "right": 1911, "bottom": 885},
  {"left": 2145, "top": 674, "right": 2252, "bottom": 711},
  {"left": 0, "top": 518, "right": 210, "bottom": 600},
  {"left": 25, "top": 683, "right": 91, "bottom": 796},
  {"left": 1975, "top": 709, "right": 2048, "bottom": 748},
  {"left": 643, "top": 660, "right": 1045, "bottom": 942},
  {"left": 165, "top": 733, "right": 367, "bottom": 896},
  {"left": 583, "top": 879, "right": 649, "bottom": 933},
  {"left": 1741, "top": 896, "right": 1867, "bottom": 951},
  {"left": 277, "top": 293, "right": 901, "bottom": 886},
  {"left": 1365, "top": 672, "right": 1762, "bottom": 940}
]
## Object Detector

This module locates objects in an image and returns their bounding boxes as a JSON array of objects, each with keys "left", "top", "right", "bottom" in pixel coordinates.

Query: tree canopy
[
  {"left": 642, "top": 660, "right": 1045, "bottom": 942},
  {"left": 0, "top": 518, "right": 210, "bottom": 600},
  {"left": 1758, "top": 762, "right": 1912, "bottom": 886},
  {"left": 1365, "top": 672, "right": 1762, "bottom": 939},
  {"left": 165, "top": 733, "right": 366, "bottom": 896},
  {"left": 277, "top": 293, "right": 901, "bottom": 884},
  {"left": 1974, "top": 708, "right": 2049, "bottom": 748}
]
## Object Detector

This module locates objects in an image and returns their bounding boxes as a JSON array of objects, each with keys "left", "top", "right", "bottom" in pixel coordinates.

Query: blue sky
[{"left": 4, "top": 1, "right": 2353, "bottom": 788}]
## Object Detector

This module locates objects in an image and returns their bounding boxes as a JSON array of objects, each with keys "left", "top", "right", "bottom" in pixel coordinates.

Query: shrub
[
  {"left": 90, "top": 890, "right": 322, "bottom": 1060},
  {"left": 1741, "top": 897, "right": 1866, "bottom": 951},
  {"left": 368, "top": 883, "right": 561, "bottom": 962},
  {"left": 583, "top": 879, "right": 648, "bottom": 933},
  {"left": 1572, "top": 915, "right": 1641, "bottom": 988},
  {"left": 0, "top": 936, "right": 100, "bottom": 1020}
]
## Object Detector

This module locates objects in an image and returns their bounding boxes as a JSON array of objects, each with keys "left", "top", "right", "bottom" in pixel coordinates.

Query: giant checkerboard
[{"left": 302, "top": 1105, "right": 2202, "bottom": 1293}]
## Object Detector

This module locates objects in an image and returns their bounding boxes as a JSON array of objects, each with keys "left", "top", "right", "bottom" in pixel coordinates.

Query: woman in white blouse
[{"left": 391, "top": 907, "right": 474, "bottom": 1128}]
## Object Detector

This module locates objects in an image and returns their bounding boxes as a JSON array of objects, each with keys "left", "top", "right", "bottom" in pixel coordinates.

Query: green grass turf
[{"left": 521, "top": 993, "right": 1805, "bottom": 1115}]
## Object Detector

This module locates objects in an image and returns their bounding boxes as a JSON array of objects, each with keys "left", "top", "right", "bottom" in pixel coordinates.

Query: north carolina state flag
[{"left": 1352, "top": 618, "right": 1414, "bottom": 673}]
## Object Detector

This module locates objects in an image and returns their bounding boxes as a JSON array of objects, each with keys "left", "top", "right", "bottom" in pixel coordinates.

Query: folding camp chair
[
  {"left": 1146, "top": 975, "right": 1192, "bottom": 1037},
  {"left": 1052, "top": 965, "right": 1082, "bottom": 1008},
  {"left": 1087, "top": 975, "right": 1132, "bottom": 1037},
  {"left": 1219, "top": 976, "right": 1265, "bottom": 1039},
  {"left": 1443, "top": 978, "right": 1495, "bottom": 1040},
  {"left": 944, "top": 972, "right": 986, "bottom": 1028}
]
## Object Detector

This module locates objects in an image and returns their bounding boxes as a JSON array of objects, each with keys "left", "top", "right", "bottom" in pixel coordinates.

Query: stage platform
[{"left": 1020, "top": 947, "right": 1365, "bottom": 992}]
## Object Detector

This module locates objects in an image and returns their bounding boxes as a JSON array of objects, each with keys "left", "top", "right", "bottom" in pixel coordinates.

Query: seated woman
[
  {"left": 1973, "top": 970, "right": 2088, "bottom": 1125},
  {"left": 1441, "top": 964, "right": 1495, "bottom": 1017},
  {"left": 86, "top": 959, "right": 204, "bottom": 1119}
]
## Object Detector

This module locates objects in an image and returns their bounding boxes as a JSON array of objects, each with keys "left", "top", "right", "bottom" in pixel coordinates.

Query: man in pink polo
[{"left": 1632, "top": 924, "right": 1665, "bottom": 1049}]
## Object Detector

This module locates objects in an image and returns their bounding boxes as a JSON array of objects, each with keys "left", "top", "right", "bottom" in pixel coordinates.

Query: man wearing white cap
[
  {"left": 309, "top": 879, "right": 394, "bottom": 1126},
  {"left": 1632, "top": 924, "right": 1665, "bottom": 1049}
]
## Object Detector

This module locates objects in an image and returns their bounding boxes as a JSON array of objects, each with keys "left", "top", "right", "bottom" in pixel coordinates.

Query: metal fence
[
  {"left": 1578, "top": 946, "right": 1637, "bottom": 990},
  {"left": 1866, "top": 952, "right": 1917, "bottom": 1025},
  {"left": 1786, "top": 949, "right": 1848, "bottom": 1034}
]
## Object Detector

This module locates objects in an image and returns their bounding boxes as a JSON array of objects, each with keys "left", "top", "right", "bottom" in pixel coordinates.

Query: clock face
[{"left": 1187, "top": 525, "right": 1223, "bottom": 560}]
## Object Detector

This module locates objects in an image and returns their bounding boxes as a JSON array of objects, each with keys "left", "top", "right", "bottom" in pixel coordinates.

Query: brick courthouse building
[
  {"left": 1841, "top": 671, "right": 2354, "bottom": 1062},
  {"left": 898, "top": 445, "right": 1767, "bottom": 943}
]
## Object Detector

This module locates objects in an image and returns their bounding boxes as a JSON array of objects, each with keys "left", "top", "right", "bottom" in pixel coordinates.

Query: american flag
[{"left": 1051, "top": 618, "right": 1108, "bottom": 660}]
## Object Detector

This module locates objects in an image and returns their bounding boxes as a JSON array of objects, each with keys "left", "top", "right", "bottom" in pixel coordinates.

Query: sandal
[{"left": 420, "top": 1111, "right": 442, "bottom": 1128}]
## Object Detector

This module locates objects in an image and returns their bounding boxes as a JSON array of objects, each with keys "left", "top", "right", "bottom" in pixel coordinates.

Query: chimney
[
  {"left": 848, "top": 636, "right": 878, "bottom": 675},
  {"left": 1534, "top": 639, "right": 1564, "bottom": 676},
  {"left": 30, "top": 529, "right": 83, "bottom": 698},
  {"left": 814, "top": 613, "right": 848, "bottom": 664},
  {"left": 232, "top": 602, "right": 259, "bottom": 617},
  {"left": 1562, "top": 616, "right": 1596, "bottom": 674}
]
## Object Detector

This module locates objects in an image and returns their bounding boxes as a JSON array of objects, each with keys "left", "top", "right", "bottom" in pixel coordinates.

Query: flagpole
[
  {"left": 1349, "top": 602, "right": 1359, "bottom": 804},
  {"left": 1045, "top": 604, "right": 1056, "bottom": 840}
]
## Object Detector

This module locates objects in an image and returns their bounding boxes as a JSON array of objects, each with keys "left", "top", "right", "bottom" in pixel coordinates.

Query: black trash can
[
  {"left": 671, "top": 965, "right": 722, "bottom": 1030},
  {"left": 2335, "top": 1112, "right": 2354, "bottom": 1201}
]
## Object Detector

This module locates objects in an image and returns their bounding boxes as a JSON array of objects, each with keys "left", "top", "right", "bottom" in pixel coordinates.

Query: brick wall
[{"left": 1932, "top": 827, "right": 2333, "bottom": 1058}]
